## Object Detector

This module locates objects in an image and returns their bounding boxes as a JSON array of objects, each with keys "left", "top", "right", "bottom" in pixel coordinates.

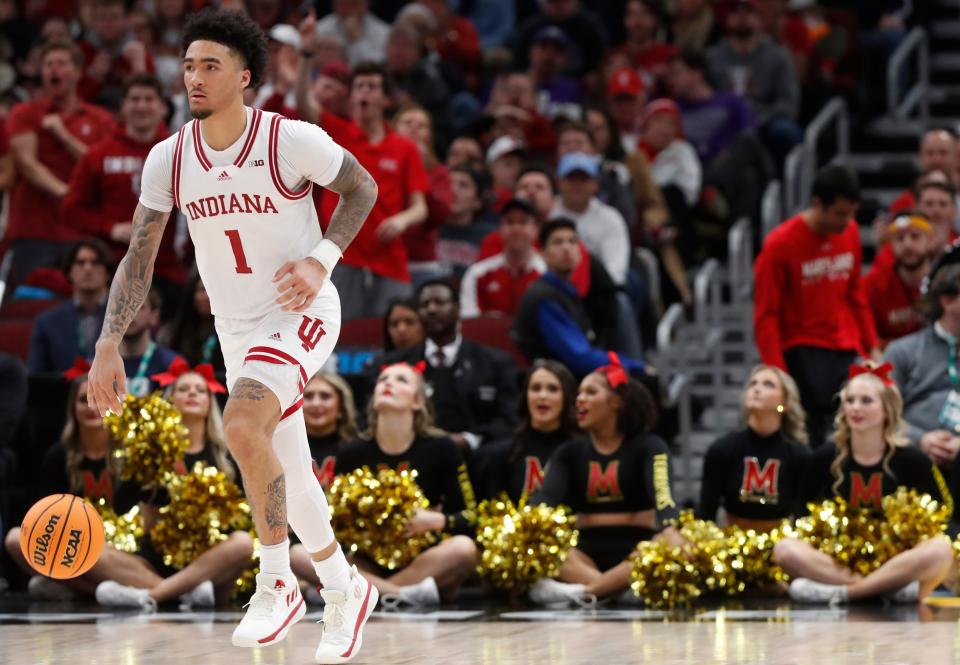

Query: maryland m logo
[
  {"left": 587, "top": 461, "right": 623, "bottom": 502},
  {"left": 739, "top": 457, "right": 780, "bottom": 504},
  {"left": 849, "top": 472, "right": 883, "bottom": 509}
]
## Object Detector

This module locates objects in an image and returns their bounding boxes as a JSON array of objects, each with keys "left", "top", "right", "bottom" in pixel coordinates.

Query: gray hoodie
[
  {"left": 885, "top": 323, "right": 955, "bottom": 444},
  {"left": 706, "top": 36, "right": 799, "bottom": 125}
]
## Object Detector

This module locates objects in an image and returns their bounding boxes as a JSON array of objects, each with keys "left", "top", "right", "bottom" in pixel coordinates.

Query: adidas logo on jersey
[
  {"left": 217, "top": 170, "right": 231, "bottom": 181},
  {"left": 269, "top": 332, "right": 282, "bottom": 341}
]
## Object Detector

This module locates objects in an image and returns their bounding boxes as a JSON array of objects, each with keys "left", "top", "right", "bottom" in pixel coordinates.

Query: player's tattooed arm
[
  {"left": 98, "top": 202, "right": 170, "bottom": 345},
  {"left": 323, "top": 149, "right": 377, "bottom": 254}
]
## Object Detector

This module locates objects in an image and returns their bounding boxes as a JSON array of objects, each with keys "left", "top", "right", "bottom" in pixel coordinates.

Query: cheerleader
[
  {"left": 92, "top": 361, "right": 254, "bottom": 610},
  {"left": 292, "top": 372, "right": 357, "bottom": 600},
  {"left": 3, "top": 366, "right": 120, "bottom": 600},
  {"left": 775, "top": 363, "right": 954, "bottom": 604},
  {"left": 473, "top": 360, "right": 579, "bottom": 502},
  {"left": 699, "top": 364, "right": 812, "bottom": 530},
  {"left": 335, "top": 362, "right": 478, "bottom": 607},
  {"left": 529, "top": 355, "right": 683, "bottom": 605}
]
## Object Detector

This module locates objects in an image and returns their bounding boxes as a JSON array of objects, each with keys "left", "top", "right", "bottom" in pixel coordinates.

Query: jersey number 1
[{"left": 224, "top": 229, "right": 252, "bottom": 274}]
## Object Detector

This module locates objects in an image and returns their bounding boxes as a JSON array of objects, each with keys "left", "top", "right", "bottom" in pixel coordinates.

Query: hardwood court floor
[{"left": 1, "top": 604, "right": 959, "bottom": 665}]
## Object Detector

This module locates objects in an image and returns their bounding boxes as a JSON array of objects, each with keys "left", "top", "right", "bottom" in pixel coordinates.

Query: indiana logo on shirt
[
  {"left": 587, "top": 461, "right": 623, "bottom": 503},
  {"left": 739, "top": 457, "right": 780, "bottom": 504},
  {"left": 849, "top": 472, "right": 883, "bottom": 509},
  {"left": 523, "top": 456, "right": 545, "bottom": 496}
]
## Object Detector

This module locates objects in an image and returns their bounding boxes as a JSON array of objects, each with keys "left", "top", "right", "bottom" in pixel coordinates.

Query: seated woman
[
  {"left": 291, "top": 371, "right": 357, "bottom": 600},
  {"left": 3, "top": 371, "right": 121, "bottom": 600},
  {"left": 94, "top": 364, "right": 254, "bottom": 609},
  {"left": 775, "top": 364, "right": 954, "bottom": 604},
  {"left": 335, "top": 362, "right": 478, "bottom": 607},
  {"left": 529, "top": 356, "right": 683, "bottom": 605},
  {"left": 3, "top": 370, "right": 253, "bottom": 609},
  {"left": 383, "top": 297, "right": 425, "bottom": 353},
  {"left": 473, "top": 360, "right": 579, "bottom": 502},
  {"left": 699, "top": 364, "right": 812, "bottom": 531}
]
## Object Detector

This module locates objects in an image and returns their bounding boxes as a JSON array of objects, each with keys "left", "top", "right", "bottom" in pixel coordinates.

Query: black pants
[{"left": 784, "top": 346, "right": 858, "bottom": 448}]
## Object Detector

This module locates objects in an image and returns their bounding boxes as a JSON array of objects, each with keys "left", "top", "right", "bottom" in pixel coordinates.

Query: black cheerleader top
[
  {"left": 532, "top": 433, "right": 680, "bottom": 528},
  {"left": 698, "top": 428, "right": 812, "bottom": 522},
  {"left": 335, "top": 435, "right": 477, "bottom": 535}
]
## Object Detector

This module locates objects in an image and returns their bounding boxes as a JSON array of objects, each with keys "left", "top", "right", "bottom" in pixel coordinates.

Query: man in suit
[
  {"left": 376, "top": 279, "right": 518, "bottom": 451},
  {"left": 28, "top": 239, "right": 113, "bottom": 374}
]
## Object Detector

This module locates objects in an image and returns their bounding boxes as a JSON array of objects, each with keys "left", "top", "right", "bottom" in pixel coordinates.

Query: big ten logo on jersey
[
  {"left": 298, "top": 316, "right": 326, "bottom": 352},
  {"left": 587, "top": 461, "right": 623, "bottom": 503},
  {"left": 248, "top": 159, "right": 265, "bottom": 167},
  {"left": 849, "top": 472, "right": 883, "bottom": 509},
  {"left": 523, "top": 457, "right": 545, "bottom": 496},
  {"left": 739, "top": 457, "right": 780, "bottom": 505}
]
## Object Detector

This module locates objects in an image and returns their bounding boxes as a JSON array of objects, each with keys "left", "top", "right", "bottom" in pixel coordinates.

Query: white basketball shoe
[
  {"left": 232, "top": 572, "right": 305, "bottom": 647},
  {"left": 314, "top": 565, "right": 378, "bottom": 664}
]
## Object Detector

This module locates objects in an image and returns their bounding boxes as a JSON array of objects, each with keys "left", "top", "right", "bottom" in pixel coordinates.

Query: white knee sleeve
[{"left": 272, "top": 411, "right": 335, "bottom": 552}]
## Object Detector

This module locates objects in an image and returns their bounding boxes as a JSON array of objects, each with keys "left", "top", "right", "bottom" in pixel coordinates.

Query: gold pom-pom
[
  {"left": 232, "top": 532, "right": 260, "bottom": 600},
  {"left": 93, "top": 498, "right": 144, "bottom": 553},
  {"left": 791, "top": 492, "right": 948, "bottom": 578},
  {"left": 672, "top": 512, "right": 733, "bottom": 595},
  {"left": 630, "top": 538, "right": 702, "bottom": 609},
  {"left": 723, "top": 523, "right": 789, "bottom": 592},
  {"left": 475, "top": 496, "right": 578, "bottom": 593},
  {"left": 327, "top": 467, "right": 436, "bottom": 570},
  {"left": 149, "top": 463, "right": 251, "bottom": 569},
  {"left": 881, "top": 487, "right": 950, "bottom": 551},
  {"left": 104, "top": 393, "right": 189, "bottom": 487}
]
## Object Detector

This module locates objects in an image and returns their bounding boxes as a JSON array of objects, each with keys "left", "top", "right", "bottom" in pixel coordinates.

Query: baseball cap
[
  {"left": 533, "top": 25, "right": 570, "bottom": 47},
  {"left": 319, "top": 62, "right": 351, "bottom": 86},
  {"left": 607, "top": 67, "right": 644, "bottom": 99},
  {"left": 269, "top": 24, "right": 301, "bottom": 49},
  {"left": 557, "top": 152, "right": 599, "bottom": 179},
  {"left": 501, "top": 197, "right": 537, "bottom": 218},
  {"left": 486, "top": 135, "right": 526, "bottom": 163}
]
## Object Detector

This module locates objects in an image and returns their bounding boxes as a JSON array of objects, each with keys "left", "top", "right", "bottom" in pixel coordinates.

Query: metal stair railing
[
  {"left": 655, "top": 302, "right": 694, "bottom": 502},
  {"left": 887, "top": 26, "right": 929, "bottom": 127}
]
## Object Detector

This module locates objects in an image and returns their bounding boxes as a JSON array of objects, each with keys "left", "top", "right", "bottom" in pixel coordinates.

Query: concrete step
[
  {"left": 932, "top": 21, "right": 960, "bottom": 41},
  {"left": 844, "top": 152, "right": 918, "bottom": 174},
  {"left": 933, "top": 53, "right": 960, "bottom": 71},
  {"left": 861, "top": 187, "right": 902, "bottom": 210}
]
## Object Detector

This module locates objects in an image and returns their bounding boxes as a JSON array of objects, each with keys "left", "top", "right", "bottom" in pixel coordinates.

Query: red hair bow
[
  {"left": 848, "top": 361, "right": 895, "bottom": 387},
  {"left": 151, "top": 357, "right": 227, "bottom": 394},
  {"left": 64, "top": 357, "right": 92, "bottom": 381},
  {"left": 379, "top": 360, "right": 427, "bottom": 374},
  {"left": 598, "top": 352, "right": 628, "bottom": 389}
]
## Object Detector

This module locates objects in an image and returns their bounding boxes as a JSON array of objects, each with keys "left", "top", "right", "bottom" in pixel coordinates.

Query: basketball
[{"left": 18, "top": 494, "right": 105, "bottom": 580}]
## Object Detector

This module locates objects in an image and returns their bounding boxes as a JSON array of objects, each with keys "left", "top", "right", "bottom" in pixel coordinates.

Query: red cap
[
  {"left": 319, "top": 62, "right": 351, "bottom": 86},
  {"left": 642, "top": 98, "right": 682, "bottom": 127},
  {"left": 607, "top": 67, "right": 644, "bottom": 99}
]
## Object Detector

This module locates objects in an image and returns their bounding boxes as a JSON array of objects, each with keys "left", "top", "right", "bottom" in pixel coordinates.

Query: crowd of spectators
[{"left": 0, "top": 0, "right": 942, "bottom": 605}]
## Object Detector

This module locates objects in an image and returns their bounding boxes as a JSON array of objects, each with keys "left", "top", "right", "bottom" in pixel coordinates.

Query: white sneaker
[
  {"left": 179, "top": 579, "right": 215, "bottom": 609},
  {"left": 614, "top": 588, "right": 644, "bottom": 607},
  {"left": 886, "top": 580, "right": 920, "bottom": 604},
  {"left": 28, "top": 575, "right": 74, "bottom": 601},
  {"left": 314, "top": 565, "right": 378, "bottom": 664},
  {"left": 528, "top": 578, "right": 597, "bottom": 608},
  {"left": 380, "top": 576, "right": 439, "bottom": 609},
  {"left": 788, "top": 578, "right": 848, "bottom": 605},
  {"left": 231, "top": 573, "right": 305, "bottom": 648},
  {"left": 95, "top": 581, "right": 158, "bottom": 612}
]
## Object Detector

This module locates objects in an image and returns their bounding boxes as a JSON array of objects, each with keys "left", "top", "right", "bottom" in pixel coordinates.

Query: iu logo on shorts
[{"left": 298, "top": 316, "right": 326, "bottom": 351}]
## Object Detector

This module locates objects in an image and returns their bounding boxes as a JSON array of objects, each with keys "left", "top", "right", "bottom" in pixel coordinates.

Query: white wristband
[{"left": 309, "top": 238, "right": 343, "bottom": 274}]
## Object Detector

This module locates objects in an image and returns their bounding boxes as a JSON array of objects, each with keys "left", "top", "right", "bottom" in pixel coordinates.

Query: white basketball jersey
[{"left": 142, "top": 107, "right": 343, "bottom": 320}]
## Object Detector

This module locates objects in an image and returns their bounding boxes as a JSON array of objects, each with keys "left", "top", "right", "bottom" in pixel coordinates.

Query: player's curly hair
[{"left": 181, "top": 7, "right": 268, "bottom": 88}]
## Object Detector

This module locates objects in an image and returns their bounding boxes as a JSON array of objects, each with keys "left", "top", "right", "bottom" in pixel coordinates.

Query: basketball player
[{"left": 86, "top": 9, "right": 379, "bottom": 663}]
